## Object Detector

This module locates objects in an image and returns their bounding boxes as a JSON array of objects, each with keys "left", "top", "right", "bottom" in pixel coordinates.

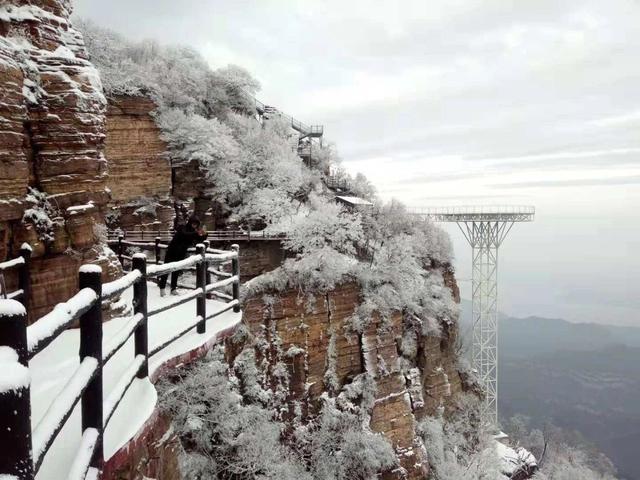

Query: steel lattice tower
[{"left": 410, "top": 206, "right": 535, "bottom": 427}]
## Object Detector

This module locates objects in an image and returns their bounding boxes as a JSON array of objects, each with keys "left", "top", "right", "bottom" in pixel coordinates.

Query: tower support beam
[{"left": 409, "top": 206, "right": 534, "bottom": 428}]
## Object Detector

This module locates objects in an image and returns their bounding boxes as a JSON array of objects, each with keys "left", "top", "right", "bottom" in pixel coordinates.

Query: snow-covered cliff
[{"left": 0, "top": 0, "right": 119, "bottom": 320}]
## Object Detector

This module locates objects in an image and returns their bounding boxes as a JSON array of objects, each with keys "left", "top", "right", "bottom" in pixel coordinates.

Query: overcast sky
[{"left": 74, "top": 0, "right": 640, "bottom": 327}]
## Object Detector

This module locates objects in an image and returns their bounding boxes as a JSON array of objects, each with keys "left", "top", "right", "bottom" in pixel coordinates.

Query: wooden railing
[
  {"left": 0, "top": 241, "right": 241, "bottom": 479},
  {"left": 0, "top": 243, "right": 32, "bottom": 306},
  {"left": 107, "top": 228, "right": 288, "bottom": 244}
]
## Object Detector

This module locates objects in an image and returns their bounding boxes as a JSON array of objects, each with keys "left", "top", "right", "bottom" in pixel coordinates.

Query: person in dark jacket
[{"left": 158, "top": 215, "right": 207, "bottom": 295}]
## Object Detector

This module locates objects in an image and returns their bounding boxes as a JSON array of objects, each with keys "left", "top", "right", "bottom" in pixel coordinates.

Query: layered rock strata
[
  {"left": 237, "top": 278, "right": 467, "bottom": 479},
  {"left": 105, "top": 95, "right": 173, "bottom": 230},
  {"left": 0, "top": 0, "right": 118, "bottom": 320}
]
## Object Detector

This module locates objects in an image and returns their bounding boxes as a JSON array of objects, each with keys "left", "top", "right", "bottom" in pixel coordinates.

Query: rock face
[
  {"left": 105, "top": 95, "right": 174, "bottom": 230},
  {"left": 239, "top": 276, "right": 467, "bottom": 479},
  {"left": 0, "top": 0, "right": 118, "bottom": 320},
  {"left": 209, "top": 239, "right": 287, "bottom": 282}
]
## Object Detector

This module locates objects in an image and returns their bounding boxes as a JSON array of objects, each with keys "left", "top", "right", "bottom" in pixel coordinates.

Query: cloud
[
  {"left": 489, "top": 174, "right": 640, "bottom": 189},
  {"left": 590, "top": 110, "right": 640, "bottom": 128},
  {"left": 73, "top": 0, "right": 640, "bottom": 326}
]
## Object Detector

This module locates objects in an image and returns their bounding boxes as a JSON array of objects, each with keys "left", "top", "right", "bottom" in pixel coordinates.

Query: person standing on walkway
[{"left": 158, "top": 216, "right": 207, "bottom": 296}]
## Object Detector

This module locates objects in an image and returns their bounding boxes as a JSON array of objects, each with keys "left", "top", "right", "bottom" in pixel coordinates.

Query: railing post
[
  {"left": 78, "top": 265, "right": 104, "bottom": 469},
  {"left": 154, "top": 237, "right": 161, "bottom": 265},
  {"left": 196, "top": 244, "right": 206, "bottom": 333},
  {"left": 132, "top": 254, "right": 148, "bottom": 378},
  {"left": 18, "top": 243, "right": 32, "bottom": 312},
  {"left": 118, "top": 234, "right": 124, "bottom": 265},
  {"left": 203, "top": 241, "right": 211, "bottom": 298},
  {"left": 0, "top": 300, "right": 33, "bottom": 479},
  {"left": 231, "top": 244, "right": 240, "bottom": 312}
]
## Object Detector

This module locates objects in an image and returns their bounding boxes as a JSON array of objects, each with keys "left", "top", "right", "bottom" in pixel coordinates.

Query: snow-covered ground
[{"left": 30, "top": 282, "right": 241, "bottom": 479}]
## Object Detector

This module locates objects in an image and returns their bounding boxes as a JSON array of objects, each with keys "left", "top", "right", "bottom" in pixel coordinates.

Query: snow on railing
[
  {"left": 102, "top": 268, "right": 142, "bottom": 299},
  {"left": 106, "top": 228, "right": 288, "bottom": 246},
  {"left": 103, "top": 354, "right": 146, "bottom": 426},
  {"left": 0, "top": 243, "right": 32, "bottom": 307},
  {"left": 27, "top": 287, "right": 98, "bottom": 358},
  {"left": 146, "top": 254, "right": 201, "bottom": 277},
  {"left": 103, "top": 313, "right": 145, "bottom": 363},
  {"left": 67, "top": 428, "right": 100, "bottom": 480},
  {"left": 31, "top": 357, "right": 99, "bottom": 470},
  {"left": 0, "top": 242, "right": 242, "bottom": 479},
  {"left": 0, "top": 255, "right": 24, "bottom": 271}
]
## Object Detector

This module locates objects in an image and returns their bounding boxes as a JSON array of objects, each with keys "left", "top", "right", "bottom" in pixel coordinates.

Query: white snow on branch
[{"left": 496, "top": 441, "right": 537, "bottom": 475}]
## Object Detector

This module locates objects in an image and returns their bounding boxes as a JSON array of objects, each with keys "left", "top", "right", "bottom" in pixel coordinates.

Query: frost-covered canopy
[{"left": 79, "top": 20, "right": 456, "bottom": 333}]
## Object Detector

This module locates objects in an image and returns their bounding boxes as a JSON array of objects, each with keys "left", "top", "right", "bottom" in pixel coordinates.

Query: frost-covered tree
[
  {"left": 159, "top": 348, "right": 397, "bottom": 479},
  {"left": 503, "top": 416, "right": 619, "bottom": 480},
  {"left": 156, "top": 108, "right": 240, "bottom": 186},
  {"left": 294, "top": 398, "right": 397, "bottom": 479},
  {"left": 350, "top": 172, "right": 377, "bottom": 201},
  {"left": 159, "top": 348, "right": 310, "bottom": 480},
  {"left": 418, "top": 394, "right": 502, "bottom": 480},
  {"left": 284, "top": 194, "right": 364, "bottom": 256},
  {"left": 79, "top": 19, "right": 261, "bottom": 119},
  {"left": 225, "top": 114, "right": 315, "bottom": 224}
]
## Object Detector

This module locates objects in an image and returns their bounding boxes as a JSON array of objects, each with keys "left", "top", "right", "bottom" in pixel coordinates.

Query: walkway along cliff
[{"left": 0, "top": 2, "right": 536, "bottom": 479}]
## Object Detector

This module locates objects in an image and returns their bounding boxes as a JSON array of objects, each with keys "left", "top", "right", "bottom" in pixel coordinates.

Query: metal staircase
[{"left": 251, "top": 96, "right": 323, "bottom": 164}]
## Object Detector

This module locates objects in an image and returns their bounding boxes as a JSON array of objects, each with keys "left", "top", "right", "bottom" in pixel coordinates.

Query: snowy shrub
[
  {"left": 284, "top": 194, "right": 364, "bottom": 256},
  {"left": 417, "top": 394, "right": 501, "bottom": 480},
  {"left": 294, "top": 398, "right": 397, "bottom": 479},
  {"left": 79, "top": 20, "right": 260, "bottom": 118},
  {"left": 503, "top": 416, "right": 620, "bottom": 480},
  {"left": 158, "top": 348, "right": 310, "bottom": 480},
  {"left": 22, "top": 187, "right": 61, "bottom": 244},
  {"left": 155, "top": 107, "right": 241, "bottom": 190},
  {"left": 232, "top": 348, "right": 271, "bottom": 405},
  {"left": 225, "top": 114, "right": 315, "bottom": 222},
  {"left": 336, "top": 372, "right": 377, "bottom": 414},
  {"left": 160, "top": 348, "right": 399, "bottom": 479},
  {"left": 324, "top": 331, "right": 339, "bottom": 394},
  {"left": 349, "top": 172, "right": 377, "bottom": 201},
  {"left": 245, "top": 247, "right": 357, "bottom": 296}
]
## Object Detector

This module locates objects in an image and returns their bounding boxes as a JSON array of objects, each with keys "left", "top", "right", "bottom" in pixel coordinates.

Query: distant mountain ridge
[
  {"left": 459, "top": 299, "right": 640, "bottom": 480},
  {"left": 459, "top": 299, "right": 640, "bottom": 356}
]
